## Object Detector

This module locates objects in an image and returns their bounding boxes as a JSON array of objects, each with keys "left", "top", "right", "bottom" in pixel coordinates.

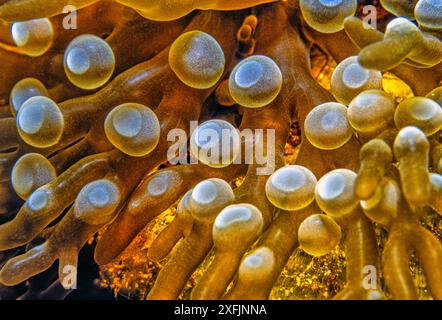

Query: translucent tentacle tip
[
  {"left": 11, "top": 18, "right": 54, "bottom": 57},
  {"left": 415, "top": 0, "right": 442, "bottom": 30},
  {"left": 228, "top": 55, "right": 283, "bottom": 108},
  {"left": 361, "top": 178, "right": 401, "bottom": 227},
  {"left": 355, "top": 139, "right": 393, "bottom": 200},
  {"left": 104, "top": 103, "right": 161, "bottom": 157},
  {"left": 144, "top": 171, "right": 181, "bottom": 199},
  {"left": 73, "top": 179, "right": 121, "bottom": 225},
  {"left": 169, "top": 30, "right": 225, "bottom": 89},
  {"left": 315, "top": 169, "right": 359, "bottom": 217},
  {"left": 27, "top": 186, "right": 52, "bottom": 213},
  {"left": 265, "top": 165, "right": 317, "bottom": 211},
  {"left": 394, "top": 126, "right": 429, "bottom": 157},
  {"left": 380, "top": 0, "right": 419, "bottom": 19},
  {"left": 426, "top": 86, "right": 442, "bottom": 105},
  {"left": 11, "top": 153, "right": 56, "bottom": 200},
  {"left": 189, "top": 178, "right": 235, "bottom": 222},
  {"left": 237, "top": 246, "right": 275, "bottom": 283},
  {"left": 300, "top": 0, "right": 358, "bottom": 33},
  {"left": 190, "top": 119, "right": 240, "bottom": 168},
  {"left": 16, "top": 96, "right": 64, "bottom": 148},
  {"left": 358, "top": 18, "right": 424, "bottom": 71},
  {"left": 64, "top": 34, "right": 115, "bottom": 90},
  {"left": 298, "top": 214, "right": 341, "bottom": 256},
  {"left": 176, "top": 189, "right": 193, "bottom": 217},
  {"left": 348, "top": 90, "right": 396, "bottom": 137},
  {"left": 213, "top": 204, "right": 264, "bottom": 248},
  {"left": 394, "top": 97, "right": 442, "bottom": 136},
  {"left": 430, "top": 173, "right": 442, "bottom": 214},
  {"left": 10, "top": 78, "right": 49, "bottom": 116},
  {"left": 304, "top": 102, "right": 354, "bottom": 150},
  {"left": 394, "top": 126, "right": 430, "bottom": 205},
  {"left": 331, "top": 56, "right": 383, "bottom": 105}
]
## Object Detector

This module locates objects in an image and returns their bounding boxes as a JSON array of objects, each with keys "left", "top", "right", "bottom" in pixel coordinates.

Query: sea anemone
[{"left": 0, "top": 0, "right": 440, "bottom": 300}]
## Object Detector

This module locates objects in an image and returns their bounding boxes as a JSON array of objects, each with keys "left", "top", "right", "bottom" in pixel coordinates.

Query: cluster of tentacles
[{"left": 0, "top": 0, "right": 441, "bottom": 300}]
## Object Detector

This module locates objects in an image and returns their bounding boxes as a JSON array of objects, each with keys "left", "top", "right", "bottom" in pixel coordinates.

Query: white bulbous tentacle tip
[
  {"left": 319, "top": 0, "right": 343, "bottom": 7},
  {"left": 320, "top": 109, "right": 343, "bottom": 130},
  {"left": 147, "top": 176, "right": 169, "bottom": 197},
  {"left": 85, "top": 180, "right": 119, "bottom": 209},
  {"left": 300, "top": 0, "right": 357, "bottom": 33},
  {"left": 229, "top": 55, "right": 282, "bottom": 108},
  {"left": 10, "top": 77, "right": 49, "bottom": 114},
  {"left": 11, "top": 153, "right": 56, "bottom": 199},
  {"left": 266, "top": 165, "right": 317, "bottom": 210},
  {"left": 190, "top": 119, "right": 240, "bottom": 167},
  {"left": 427, "top": 0, "right": 442, "bottom": 6},
  {"left": 394, "top": 98, "right": 442, "bottom": 136},
  {"left": 212, "top": 204, "right": 264, "bottom": 248},
  {"left": 214, "top": 203, "right": 263, "bottom": 232},
  {"left": 414, "top": 103, "right": 439, "bottom": 121},
  {"left": 367, "top": 290, "right": 384, "bottom": 300},
  {"left": 234, "top": 60, "right": 264, "bottom": 89},
  {"left": 11, "top": 23, "right": 30, "bottom": 47},
  {"left": 66, "top": 47, "right": 91, "bottom": 75},
  {"left": 192, "top": 180, "right": 219, "bottom": 205},
  {"left": 18, "top": 102, "right": 44, "bottom": 134},
  {"left": 11, "top": 18, "right": 54, "bottom": 56},
  {"left": 270, "top": 166, "right": 308, "bottom": 192},
  {"left": 317, "top": 169, "right": 357, "bottom": 199},
  {"left": 192, "top": 178, "right": 233, "bottom": 204},
  {"left": 386, "top": 17, "right": 416, "bottom": 31},
  {"left": 430, "top": 173, "right": 442, "bottom": 189},
  {"left": 64, "top": 34, "right": 115, "bottom": 89},
  {"left": 304, "top": 102, "right": 353, "bottom": 150},
  {"left": 300, "top": 214, "right": 330, "bottom": 231},
  {"left": 395, "top": 126, "right": 428, "bottom": 148},
  {"left": 239, "top": 247, "right": 275, "bottom": 280},
  {"left": 342, "top": 63, "right": 370, "bottom": 89},
  {"left": 112, "top": 106, "right": 143, "bottom": 138},
  {"left": 317, "top": 172, "right": 347, "bottom": 200},
  {"left": 192, "top": 119, "right": 238, "bottom": 148},
  {"left": 16, "top": 96, "right": 64, "bottom": 142},
  {"left": 360, "top": 183, "right": 383, "bottom": 211},
  {"left": 73, "top": 180, "right": 121, "bottom": 225},
  {"left": 28, "top": 187, "right": 51, "bottom": 212},
  {"left": 298, "top": 214, "right": 342, "bottom": 256},
  {"left": 215, "top": 205, "right": 252, "bottom": 228},
  {"left": 177, "top": 189, "right": 193, "bottom": 215},
  {"left": 169, "top": 30, "right": 225, "bottom": 89},
  {"left": 88, "top": 186, "right": 110, "bottom": 208},
  {"left": 315, "top": 169, "right": 358, "bottom": 216},
  {"left": 190, "top": 179, "right": 234, "bottom": 220},
  {"left": 398, "top": 126, "right": 426, "bottom": 138},
  {"left": 12, "top": 168, "right": 34, "bottom": 196},
  {"left": 104, "top": 103, "right": 160, "bottom": 157}
]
